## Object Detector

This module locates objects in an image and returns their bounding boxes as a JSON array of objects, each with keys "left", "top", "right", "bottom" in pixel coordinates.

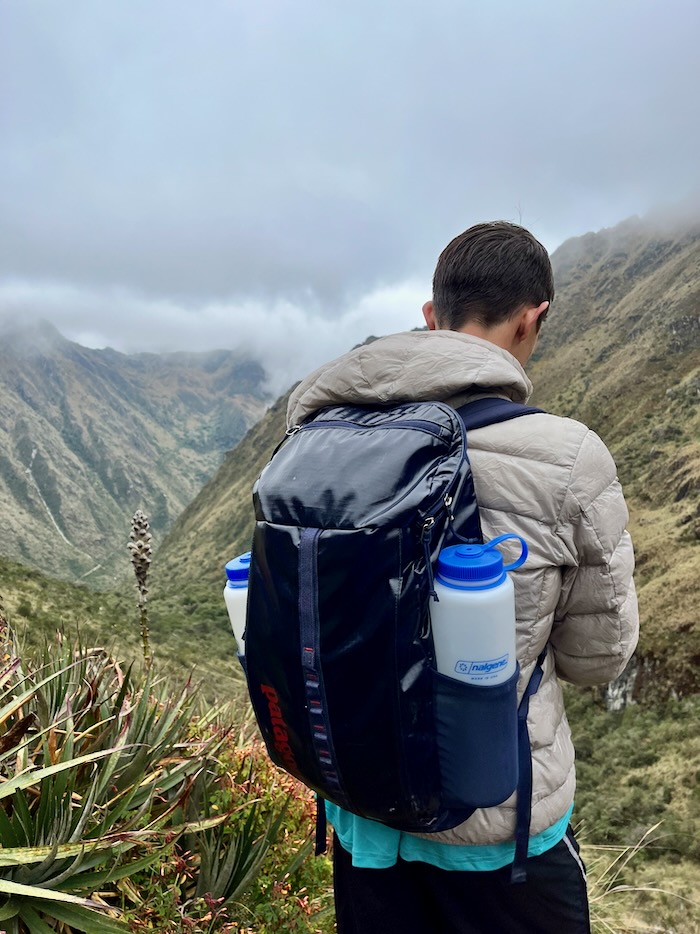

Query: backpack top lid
[{"left": 437, "top": 534, "right": 528, "bottom": 587}]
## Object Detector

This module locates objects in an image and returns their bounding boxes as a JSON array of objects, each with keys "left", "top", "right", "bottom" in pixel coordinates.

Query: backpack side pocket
[{"left": 432, "top": 666, "right": 519, "bottom": 809}]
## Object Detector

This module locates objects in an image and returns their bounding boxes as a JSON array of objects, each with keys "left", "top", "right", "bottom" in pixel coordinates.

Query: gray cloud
[{"left": 1, "top": 0, "right": 699, "bottom": 386}]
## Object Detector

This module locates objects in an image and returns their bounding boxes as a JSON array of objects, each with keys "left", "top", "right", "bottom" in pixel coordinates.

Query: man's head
[
  {"left": 428, "top": 221, "right": 554, "bottom": 329},
  {"left": 423, "top": 221, "right": 554, "bottom": 366}
]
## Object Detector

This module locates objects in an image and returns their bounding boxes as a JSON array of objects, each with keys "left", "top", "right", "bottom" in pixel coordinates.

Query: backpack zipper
[
  {"left": 421, "top": 516, "right": 438, "bottom": 602},
  {"left": 420, "top": 493, "right": 454, "bottom": 602},
  {"left": 295, "top": 418, "right": 450, "bottom": 438}
]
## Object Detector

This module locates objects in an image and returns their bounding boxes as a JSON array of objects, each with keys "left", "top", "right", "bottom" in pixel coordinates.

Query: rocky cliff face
[{"left": 0, "top": 321, "right": 268, "bottom": 586}]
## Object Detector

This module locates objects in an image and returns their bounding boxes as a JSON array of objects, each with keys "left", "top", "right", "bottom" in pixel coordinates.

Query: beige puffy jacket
[{"left": 287, "top": 329, "right": 639, "bottom": 846}]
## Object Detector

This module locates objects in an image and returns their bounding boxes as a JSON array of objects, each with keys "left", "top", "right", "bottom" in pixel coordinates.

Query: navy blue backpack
[{"left": 244, "top": 397, "right": 545, "bottom": 881}]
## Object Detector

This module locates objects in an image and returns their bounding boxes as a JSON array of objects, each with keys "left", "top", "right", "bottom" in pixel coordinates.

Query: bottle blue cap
[
  {"left": 225, "top": 551, "right": 251, "bottom": 583},
  {"left": 436, "top": 535, "right": 527, "bottom": 585}
]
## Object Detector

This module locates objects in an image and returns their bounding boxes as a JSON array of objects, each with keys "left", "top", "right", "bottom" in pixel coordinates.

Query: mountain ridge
[{"left": 0, "top": 322, "right": 269, "bottom": 586}]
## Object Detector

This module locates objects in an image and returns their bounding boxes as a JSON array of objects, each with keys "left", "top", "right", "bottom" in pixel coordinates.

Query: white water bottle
[
  {"left": 431, "top": 535, "right": 527, "bottom": 684},
  {"left": 224, "top": 552, "right": 251, "bottom": 656}
]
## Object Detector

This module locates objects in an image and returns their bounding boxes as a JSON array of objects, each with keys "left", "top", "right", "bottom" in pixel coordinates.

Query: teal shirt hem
[{"left": 326, "top": 802, "right": 575, "bottom": 871}]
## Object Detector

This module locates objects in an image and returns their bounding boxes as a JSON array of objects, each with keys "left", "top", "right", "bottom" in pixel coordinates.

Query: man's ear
[
  {"left": 422, "top": 300, "right": 438, "bottom": 330},
  {"left": 515, "top": 301, "right": 549, "bottom": 343}
]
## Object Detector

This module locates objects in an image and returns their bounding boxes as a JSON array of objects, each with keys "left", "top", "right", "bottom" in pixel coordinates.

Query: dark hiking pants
[{"left": 333, "top": 827, "right": 591, "bottom": 934}]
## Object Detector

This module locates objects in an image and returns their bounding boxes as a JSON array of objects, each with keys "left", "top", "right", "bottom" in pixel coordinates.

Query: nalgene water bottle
[
  {"left": 431, "top": 534, "right": 527, "bottom": 684},
  {"left": 224, "top": 552, "right": 251, "bottom": 656},
  {"left": 430, "top": 535, "right": 527, "bottom": 808}
]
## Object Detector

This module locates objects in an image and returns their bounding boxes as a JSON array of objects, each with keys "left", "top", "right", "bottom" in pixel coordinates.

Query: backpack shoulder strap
[
  {"left": 455, "top": 396, "right": 547, "bottom": 883},
  {"left": 457, "top": 397, "right": 544, "bottom": 431},
  {"left": 511, "top": 647, "right": 548, "bottom": 883}
]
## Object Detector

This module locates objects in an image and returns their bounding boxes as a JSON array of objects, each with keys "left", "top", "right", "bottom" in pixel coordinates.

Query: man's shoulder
[
  {"left": 468, "top": 410, "right": 622, "bottom": 526},
  {"left": 518, "top": 412, "right": 620, "bottom": 508},
  {"left": 471, "top": 408, "right": 598, "bottom": 465}
]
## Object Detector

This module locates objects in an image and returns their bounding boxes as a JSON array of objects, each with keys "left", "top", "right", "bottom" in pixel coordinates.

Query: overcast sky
[{"left": 1, "top": 0, "right": 699, "bottom": 394}]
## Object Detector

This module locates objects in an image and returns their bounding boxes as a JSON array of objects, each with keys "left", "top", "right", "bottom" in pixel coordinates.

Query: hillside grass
[
  {"left": 0, "top": 555, "right": 245, "bottom": 704},
  {"left": 566, "top": 688, "right": 700, "bottom": 862}
]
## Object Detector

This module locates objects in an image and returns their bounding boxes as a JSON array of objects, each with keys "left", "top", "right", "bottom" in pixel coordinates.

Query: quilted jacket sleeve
[{"left": 550, "top": 429, "right": 639, "bottom": 685}]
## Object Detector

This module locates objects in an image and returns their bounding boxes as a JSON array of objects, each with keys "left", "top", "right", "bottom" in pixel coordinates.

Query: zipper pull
[
  {"left": 421, "top": 517, "right": 439, "bottom": 602},
  {"left": 285, "top": 424, "right": 302, "bottom": 437},
  {"left": 444, "top": 493, "right": 454, "bottom": 522}
]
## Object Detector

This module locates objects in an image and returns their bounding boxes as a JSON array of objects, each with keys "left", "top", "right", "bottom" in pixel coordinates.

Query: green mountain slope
[
  {"left": 156, "top": 393, "right": 289, "bottom": 583},
  {"left": 0, "top": 322, "right": 269, "bottom": 587},
  {"left": 530, "top": 212, "right": 700, "bottom": 697}
]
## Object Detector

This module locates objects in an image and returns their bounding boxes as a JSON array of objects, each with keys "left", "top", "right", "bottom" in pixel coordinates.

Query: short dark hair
[{"left": 432, "top": 221, "right": 554, "bottom": 330}]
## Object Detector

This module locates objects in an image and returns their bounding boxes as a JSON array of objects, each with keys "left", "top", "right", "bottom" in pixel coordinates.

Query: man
[{"left": 286, "top": 221, "right": 639, "bottom": 934}]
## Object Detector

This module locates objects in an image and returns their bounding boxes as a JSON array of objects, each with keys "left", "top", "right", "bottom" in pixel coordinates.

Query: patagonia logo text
[{"left": 260, "top": 683, "right": 299, "bottom": 774}]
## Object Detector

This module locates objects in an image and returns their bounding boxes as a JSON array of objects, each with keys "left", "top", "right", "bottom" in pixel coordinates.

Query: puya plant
[
  {"left": 0, "top": 612, "right": 230, "bottom": 933},
  {"left": 0, "top": 570, "right": 250, "bottom": 933},
  {"left": 128, "top": 509, "right": 153, "bottom": 671},
  {"left": 0, "top": 515, "right": 317, "bottom": 933},
  {"left": 120, "top": 722, "right": 318, "bottom": 933}
]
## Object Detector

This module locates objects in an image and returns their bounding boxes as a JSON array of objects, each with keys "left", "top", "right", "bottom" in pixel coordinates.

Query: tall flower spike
[{"left": 129, "top": 510, "right": 153, "bottom": 670}]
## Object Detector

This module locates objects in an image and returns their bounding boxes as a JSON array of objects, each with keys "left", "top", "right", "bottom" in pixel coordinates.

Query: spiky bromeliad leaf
[
  {"left": 0, "top": 665, "right": 82, "bottom": 733},
  {"left": 0, "top": 814, "right": 227, "bottom": 870},
  {"left": 193, "top": 793, "right": 294, "bottom": 904},
  {"left": 0, "top": 883, "right": 130, "bottom": 933},
  {"left": 0, "top": 748, "right": 115, "bottom": 801},
  {"left": 0, "top": 898, "right": 20, "bottom": 920},
  {"left": 21, "top": 899, "right": 130, "bottom": 934},
  {"left": 0, "top": 878, "right": 103, "bottom": 907},
  {"left": 15, "top": 902, "right": 56, "bottom": 934}
]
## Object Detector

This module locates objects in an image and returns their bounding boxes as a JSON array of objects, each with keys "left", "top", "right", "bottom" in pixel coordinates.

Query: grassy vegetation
[
  {"left": 0, "top": 575, "right": 332, "bottom": 932},
  {"left": 584, "top": 834, "right": 700, "bottom": 933},
  {"left": 568, "top": 687, "right": 700, "bottom": 856},
  {"left": 0, "top": 555, "right": 245, "bottom": 705}
]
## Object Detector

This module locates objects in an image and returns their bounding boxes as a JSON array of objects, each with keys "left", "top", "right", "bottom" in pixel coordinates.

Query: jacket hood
[{"left": 287, "top": 329, "right": 533, "bottom": 427}]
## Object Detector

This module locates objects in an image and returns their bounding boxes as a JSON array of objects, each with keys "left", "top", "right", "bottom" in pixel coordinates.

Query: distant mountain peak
[{"left": 0, "top": 318, "right": 70, "bottom": 357}]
